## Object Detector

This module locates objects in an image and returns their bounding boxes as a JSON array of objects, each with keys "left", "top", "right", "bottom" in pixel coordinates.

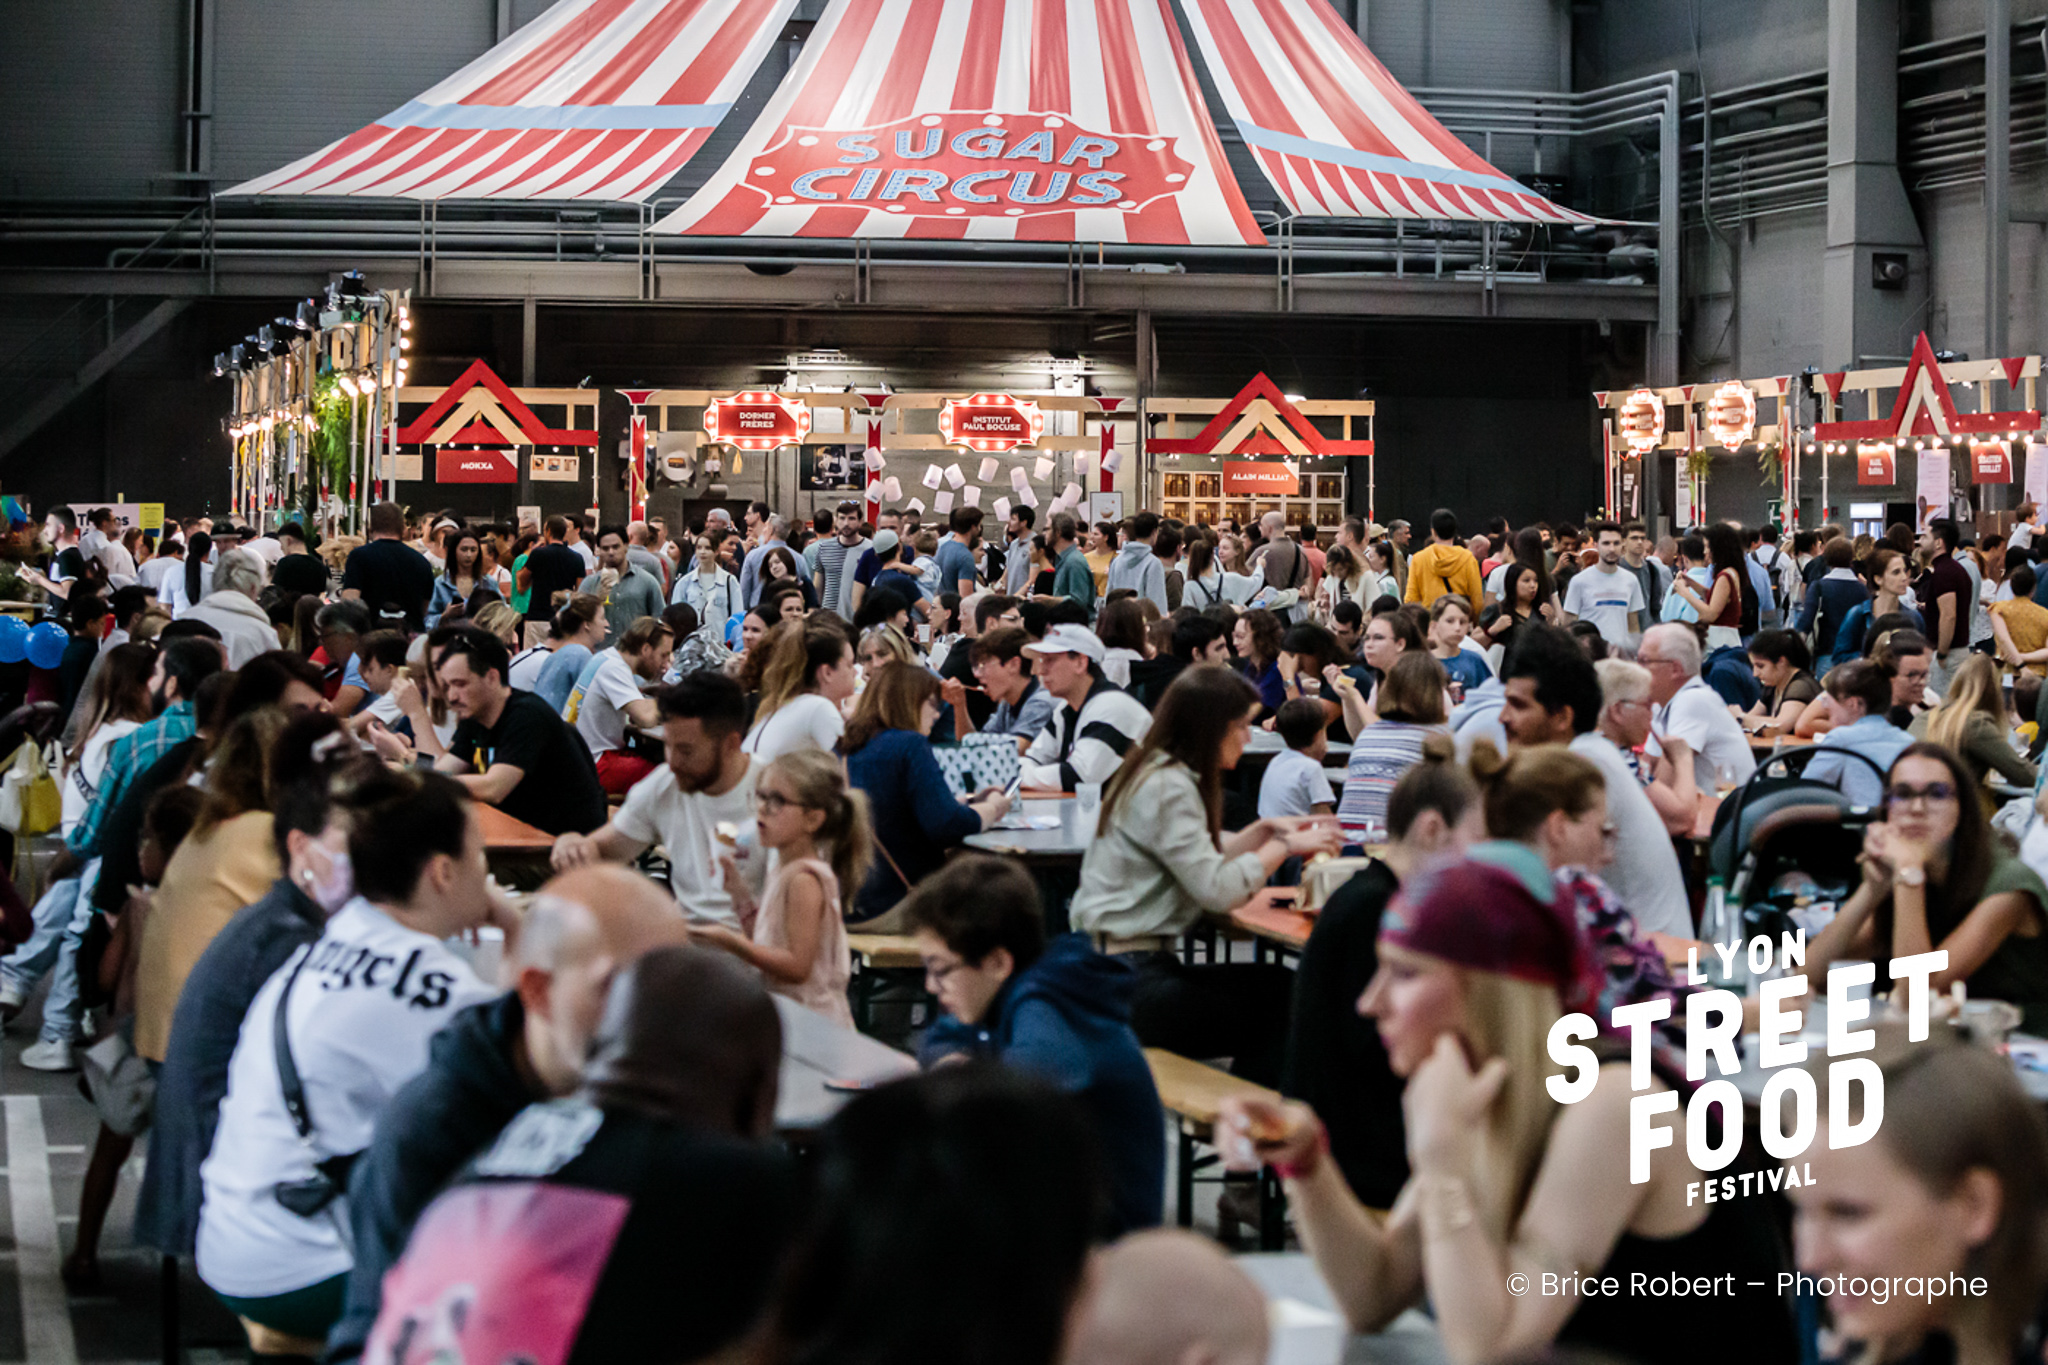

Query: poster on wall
[
  {"left": 2029, "top": 445, "right": 2048, "bottom": 506},
  {"left": 1915, "top": 448, "right": 1952, "bottom": 532},
  {"left": 1673, "top": 469, "right": 1695, "bottom": 528},
  {"left": 1857, "top": 444, "right": 1897, "bottom": 485},
  {"left": 800, "top": 445, "right": 862, "bottom": 492}
]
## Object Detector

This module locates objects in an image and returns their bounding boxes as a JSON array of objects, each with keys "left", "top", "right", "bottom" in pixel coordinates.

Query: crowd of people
[{"left": 12, "top": 491, "right": 2048, "bottom": 1365}]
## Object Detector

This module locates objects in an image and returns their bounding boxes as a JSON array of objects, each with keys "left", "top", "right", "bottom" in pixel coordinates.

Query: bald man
[
  {"left": 1065, "top": 1230, "right": 1269, "bottom": 1365},
  {"left": 324, "top": 866, "right": 687, "bottom": 1363}
]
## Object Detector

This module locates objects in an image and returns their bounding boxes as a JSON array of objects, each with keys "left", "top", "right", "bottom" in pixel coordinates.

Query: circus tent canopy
[
  {"left": 225, "top": 0, "right": 1605, "bottom": 234},
  {"left": 223, "top": 0, "right": 801, "bottom": 202},
  {"left": 1177, "top": 0, "right": 1598, "bottom": 223},
  {"left": 650, "top": 0, "right": 1269, "bottom": 245}
]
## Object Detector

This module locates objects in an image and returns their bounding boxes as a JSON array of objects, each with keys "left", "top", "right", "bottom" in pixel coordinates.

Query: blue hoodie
[{"left": 921, "top": 933, "right": 1165, "bottom": 1233}]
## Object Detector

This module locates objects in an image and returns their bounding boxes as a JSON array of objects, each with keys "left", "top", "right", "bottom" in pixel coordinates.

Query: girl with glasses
[
  {"left": 1803, "top": 741, "right": 2048, "bottom": 1031},
  {"left": 694, "top": 748, "right": 872, "bottom": 1028}
]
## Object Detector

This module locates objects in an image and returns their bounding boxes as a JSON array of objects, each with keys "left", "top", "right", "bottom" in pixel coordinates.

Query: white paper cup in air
[
  {"left": 922, "top": 464, "right": 944, "bottom": 489},
  {"left": 978, "top": 457, "right": 1000, "bottom": 482}
]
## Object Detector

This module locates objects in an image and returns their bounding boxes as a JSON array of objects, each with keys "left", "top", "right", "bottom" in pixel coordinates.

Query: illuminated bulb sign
[
  {"left": 1617, "top": 389, "right": 1666, "bottom": 455},
  {"left": 1705, "top": 381, "right": 1757, "bottom": 451},
  {"left": 938, "top": 394, "right": 1044, "bottom": 452},
  {"left": 704, "top": 392, "right": 812, "bottom": 450}
]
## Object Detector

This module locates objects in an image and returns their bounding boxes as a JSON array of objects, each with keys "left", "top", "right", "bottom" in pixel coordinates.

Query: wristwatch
[{"left": 1896, "top": 865, "right": 1927, "bottom": 887}]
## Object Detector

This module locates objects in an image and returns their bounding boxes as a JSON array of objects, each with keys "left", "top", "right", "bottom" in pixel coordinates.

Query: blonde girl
[{"left": 699, "top": 748, "right": 873, "bottom": 1027}]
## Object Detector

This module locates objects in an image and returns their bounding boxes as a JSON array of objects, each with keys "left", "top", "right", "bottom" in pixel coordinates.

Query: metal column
[
  {"left": 1647, "top": 72, "right": 1680, "bottom": 536},
  {"left": 1987, "top": 0, "right": 2011, "bottom": 365}
]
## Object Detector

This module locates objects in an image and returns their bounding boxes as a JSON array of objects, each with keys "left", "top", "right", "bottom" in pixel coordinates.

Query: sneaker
[
  {"left": 0, "top": 981, "right": 23, "bottom": 1028},
  {"left": 19, "top": 1039, "right": 75, "bottom": 1072}
]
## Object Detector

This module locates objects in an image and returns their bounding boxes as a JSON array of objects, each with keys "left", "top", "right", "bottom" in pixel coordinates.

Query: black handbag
[{"left": 269, "top": 949, "right": 362, "bottom": 1218}]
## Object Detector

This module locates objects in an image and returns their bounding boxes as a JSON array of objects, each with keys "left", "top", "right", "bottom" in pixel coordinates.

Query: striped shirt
[{"left": 1336, "top": 722, "right": 1447, "bottom": 843}]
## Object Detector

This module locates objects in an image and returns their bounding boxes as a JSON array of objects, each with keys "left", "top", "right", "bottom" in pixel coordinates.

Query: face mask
[{"left": 299, "top": 846, "right": 354, "bottom": 914}]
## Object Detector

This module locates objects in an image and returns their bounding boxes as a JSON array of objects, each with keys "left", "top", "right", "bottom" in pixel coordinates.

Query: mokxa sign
[
  {"left": 1545, "top": 933, "right": 1950, "bottom": 1197},
  {"left": 746, "top": 114, "right": 1195, "bottom": 218}
]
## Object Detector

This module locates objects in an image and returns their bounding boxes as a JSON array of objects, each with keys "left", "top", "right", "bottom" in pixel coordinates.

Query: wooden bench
[
  {"left": 846, "top": 933, "right": 935, "bottom": 1036},
  {"left": 1145, "top": 1048, "right": 1288, "bottom": 1250}
]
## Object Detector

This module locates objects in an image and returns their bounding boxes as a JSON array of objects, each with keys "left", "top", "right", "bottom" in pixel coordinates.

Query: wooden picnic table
[
  {"left": 1227, "top": 902, "right": 1316, "bottom": 959},
  {"left": 477, "top": 803, "right": 556, "bottom": 853}
]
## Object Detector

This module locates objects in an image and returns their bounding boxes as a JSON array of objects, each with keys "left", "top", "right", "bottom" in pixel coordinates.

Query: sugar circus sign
[{"left": 746, "top": 114, "right": 1193, "bottom": 220}]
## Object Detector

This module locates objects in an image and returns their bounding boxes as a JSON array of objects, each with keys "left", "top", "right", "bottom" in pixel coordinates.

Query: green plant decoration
[
  {"left": 308, "top": 371, "right": 356, "bottom": 526},
  {"left": 1756, "top": 443, "right": 1784, "bottom": 489},
  {"left": 1685, "top": 448, "right": 1714, "bottom": 484}
]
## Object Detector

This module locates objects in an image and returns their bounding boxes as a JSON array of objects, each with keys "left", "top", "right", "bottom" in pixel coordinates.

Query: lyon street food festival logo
[{"left": 740, "top": 112, "right": 1198, "bottom": 222}]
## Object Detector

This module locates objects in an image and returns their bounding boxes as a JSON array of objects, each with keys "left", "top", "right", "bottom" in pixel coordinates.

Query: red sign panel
[
  {"left": 436, "top": 448, "right": 519, "bottom": 484},
  {"left": 1973, "top": 442, "right": 2013, "bottom": 484},
  {"left": 704, "top": 392, "right": 811, "bottom": 450},
  {"left": 1223, "top": 460, "right": 1300, "bottom": 495},
  {"left": 938, "top": 394, "right": 1044, "bottom": 452},
  {"left": 1856, "top": 446, "right": 1897, "bottom": 486}
]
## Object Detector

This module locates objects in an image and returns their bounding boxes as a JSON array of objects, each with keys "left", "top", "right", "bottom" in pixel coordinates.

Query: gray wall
[
  {"left": 0, "top": 0, "right": 184, "bottom": 198},
  {"left": 210, "top": 0, "right": 498, "bottom": 186}
]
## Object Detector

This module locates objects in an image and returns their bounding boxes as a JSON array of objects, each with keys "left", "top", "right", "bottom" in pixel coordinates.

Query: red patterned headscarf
[{"left": 1378, "top": 843, "right": 1603, "bottom": 1014}]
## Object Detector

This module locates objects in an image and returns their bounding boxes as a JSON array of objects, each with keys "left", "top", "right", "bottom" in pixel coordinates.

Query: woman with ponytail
[
  {"left": 163, "top": 530, "right": 213, "bottom": 618},
  {"left": 695, "top": 748, "right": 871, "bottom": 1027}
]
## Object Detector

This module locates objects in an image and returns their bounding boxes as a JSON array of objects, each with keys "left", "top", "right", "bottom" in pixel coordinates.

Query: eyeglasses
[
  {"left": 1885, "top": 782, "right": 1957, "bottom": 808},
  {"left": 755, "top": 791, "right": 804, "bottom": 813},
  {"left": 923, "top": 957, "right": 969, "bottom": 985}
]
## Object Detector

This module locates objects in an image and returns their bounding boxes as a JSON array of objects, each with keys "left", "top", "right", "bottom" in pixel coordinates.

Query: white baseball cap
[{"left": 1022, "top": 623, "right": 1105, "bottom": 664}]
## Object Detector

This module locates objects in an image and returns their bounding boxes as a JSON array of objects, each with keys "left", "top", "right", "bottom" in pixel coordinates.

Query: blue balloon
[
  {"left": 0, "top": 616, "right": 29, "bottom": 665},
  {"left": 26, "top": 622, "right": 66, "bottom": 671}
]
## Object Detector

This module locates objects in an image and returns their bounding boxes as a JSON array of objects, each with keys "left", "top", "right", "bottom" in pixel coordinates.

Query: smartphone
[{"left": 1003, "top": 769, "right": 1023, "bottom": 799}]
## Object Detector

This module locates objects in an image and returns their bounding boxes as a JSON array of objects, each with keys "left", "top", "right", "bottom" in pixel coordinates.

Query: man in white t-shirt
[
  {"left": 1561, "top": 522, "right": 1646, "bottom": 646},
  {"left": 195, "top": 771, "right": 500, "bottom": 1341},
  {"left": 1638, "top": 623, "right": 1755, "bottom": 827},
  {"left": 553, "top": 671, "right": 764, "bottom": 929},
  {"left": 1496, "top": 624, "right": 1690, "bottom": 938},
  {"left": 564, "top": 616, "right": 672, "bottom": 794}
]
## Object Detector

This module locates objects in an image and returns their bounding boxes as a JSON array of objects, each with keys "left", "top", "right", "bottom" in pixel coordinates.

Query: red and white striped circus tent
[
  {"left": 650, "top": 0, "right": 1268, "bottom": 244},
  {"left": 223, "top": 0, "right": 800, "bottom": 202},
  {"left": 224, "top": 0, "right": 1604, "bottom": 238},
  {"left": 1177, "top": 0, "right": 1596, "bottom": 222}
]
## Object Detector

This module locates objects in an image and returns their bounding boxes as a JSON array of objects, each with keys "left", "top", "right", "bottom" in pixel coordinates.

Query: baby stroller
[{"left": 1705, "top": 747, "right": 1888, "bottom": 939}]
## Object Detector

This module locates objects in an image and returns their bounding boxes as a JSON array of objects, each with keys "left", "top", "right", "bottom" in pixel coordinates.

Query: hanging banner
[
  {"left": 1857, "top": 443, "right": 1897, "bottom": 486},
  {"left": 2028, "top": 444, "right": 2048, "bottom": 506},
  {"left": 1915, "top": 448, "right": 1952, "bottom": 531},
  {"left": 1972, "top": 441, "right": 2013, "bottom": 485},
  {"left": 1673, "top": 466, "right": 1695, "bottom": 528},
  {"left": 1222, "top": 460, "right": 1299, "bottom": 495},
  {"left": 628, "top": 415, "right": 649, "bottom": 520}
]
